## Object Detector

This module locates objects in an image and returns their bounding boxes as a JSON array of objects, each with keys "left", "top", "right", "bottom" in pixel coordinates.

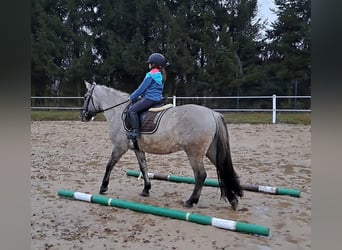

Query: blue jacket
[{"left": 129, "top": 69, "right": 164, "bottom": 102}]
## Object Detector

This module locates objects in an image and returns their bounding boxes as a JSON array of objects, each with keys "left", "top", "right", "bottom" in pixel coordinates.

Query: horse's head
[{"left": 80, "top": 81, "right": 100, "bottom": 122}]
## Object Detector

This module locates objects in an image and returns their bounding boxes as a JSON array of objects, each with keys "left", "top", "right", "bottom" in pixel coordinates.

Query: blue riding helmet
[{"left": 147, "top": 53, "right": 170, "bottom": 67}]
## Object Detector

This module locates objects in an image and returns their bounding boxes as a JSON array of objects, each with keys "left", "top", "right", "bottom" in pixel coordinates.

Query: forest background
[{"left": 31, "top": 0, "right": 310, "bottom": 109}]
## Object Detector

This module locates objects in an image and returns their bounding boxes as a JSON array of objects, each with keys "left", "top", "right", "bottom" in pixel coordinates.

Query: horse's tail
[{"left": 212, "top": 112, "right": 243, "bottom": 205}]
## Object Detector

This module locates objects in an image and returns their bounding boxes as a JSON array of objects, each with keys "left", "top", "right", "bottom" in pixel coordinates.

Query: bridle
[{"left": 81, "top": 84, "right": 130, "bottom": 119}]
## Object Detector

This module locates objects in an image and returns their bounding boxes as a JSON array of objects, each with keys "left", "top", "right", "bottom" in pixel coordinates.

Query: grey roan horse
[{"left": 80, "top": 81, "right": 243, "bottom": 210}]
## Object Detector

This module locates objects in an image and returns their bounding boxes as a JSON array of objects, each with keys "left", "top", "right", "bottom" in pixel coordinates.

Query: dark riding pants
[
  {"left": 128, "top": 97, "right": 156, "bottom": 113},
  {"left": 126, "top": 98, "right": 157, "bottom": 139}
]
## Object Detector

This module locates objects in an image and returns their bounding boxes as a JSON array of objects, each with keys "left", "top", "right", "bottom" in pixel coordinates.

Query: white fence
[{"left": 31, "top": 95, "right": 311, "bottom": 124}]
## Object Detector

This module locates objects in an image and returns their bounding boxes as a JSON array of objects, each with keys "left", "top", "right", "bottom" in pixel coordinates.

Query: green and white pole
[
  {"left": 126, "top": 170, "right": 301, "bottom": 197},
  {"left": 58, "top": 189, "right": 270, "bottom": 236}
]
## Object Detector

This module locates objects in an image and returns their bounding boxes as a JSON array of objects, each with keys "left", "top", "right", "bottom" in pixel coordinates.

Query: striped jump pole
[
  {"left": 126, "top": 170, "right": 301, "bottom": 197},
  {"left": 58, "top": 189, "right": 270, "bottom": 236}
]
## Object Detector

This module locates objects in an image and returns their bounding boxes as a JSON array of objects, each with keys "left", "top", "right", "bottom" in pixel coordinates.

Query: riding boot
[{"left": 127, "top": 112, "right": 141, "bottom": 139}]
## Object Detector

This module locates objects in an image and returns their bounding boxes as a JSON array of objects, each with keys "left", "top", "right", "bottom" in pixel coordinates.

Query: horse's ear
[{"left": 84, "top": 80, "right": 92, "bottom": 90}]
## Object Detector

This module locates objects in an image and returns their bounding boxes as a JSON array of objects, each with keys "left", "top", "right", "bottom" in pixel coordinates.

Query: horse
[{"left": 80, "top": 81, "right": 243, "bottom": 210}]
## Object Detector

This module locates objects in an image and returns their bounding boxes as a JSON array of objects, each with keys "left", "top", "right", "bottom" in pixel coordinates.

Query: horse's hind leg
[
  {"left": 100, "top": 149, "right": 125, "bottom": 194},
  {"left": 206, "top": 136, "right": 240, "bottom": 211},
  {"left": 184, "top": 152, "right": 207, "bottom": 208},
  {"left": 133, "top": 150, "right": 151, "bottom": 197}
]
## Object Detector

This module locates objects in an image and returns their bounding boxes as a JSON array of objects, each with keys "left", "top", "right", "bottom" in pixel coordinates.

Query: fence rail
[{"left": 31, "top": 95, "right": 311, "bottom": 124}]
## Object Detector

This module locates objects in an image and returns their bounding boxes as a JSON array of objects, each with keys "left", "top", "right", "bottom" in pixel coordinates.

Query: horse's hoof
[
  {"left": 139, "top": 191, "right": 150, "bottom": 197},
  {"left": 230, "top": 198, "right": 238, "bottom": 211},
  {"left": 99, "top": 186, "right": 108, "bottom": 194},
  {"left": 183, "top": 200, "right": 193, "bottom": 208}
]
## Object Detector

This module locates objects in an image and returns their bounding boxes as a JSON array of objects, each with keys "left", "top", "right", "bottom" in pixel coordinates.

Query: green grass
[
  {"left": 31, "top": 110, "right": 311, "bottom": 124},
  {"left": 223, "top": 112, "right": 311, "bottom": 125},
  {"left": 31, "top": 110, "right": 106, "bottom": 121}
]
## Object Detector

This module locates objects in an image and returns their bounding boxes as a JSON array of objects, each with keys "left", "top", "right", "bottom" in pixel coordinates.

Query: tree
[
  {"left": 31, "top": 0, "right": 310, "bottom": 102},
  {"left": 32, "top": 0, "right": 98, "bottom": 98},
  {"left": 265, "top": 0, "right": 311, "bottom": 97},
  {"left": 223, "top": 0, "right": 266, "bottom": 96},
  {"left": 31, "top": 0, "right": 67, "bottom": 97}
]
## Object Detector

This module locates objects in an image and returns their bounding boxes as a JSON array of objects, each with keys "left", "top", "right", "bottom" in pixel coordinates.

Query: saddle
[{"left": 122, "top": 102, "right": 173, "bottom": 134}]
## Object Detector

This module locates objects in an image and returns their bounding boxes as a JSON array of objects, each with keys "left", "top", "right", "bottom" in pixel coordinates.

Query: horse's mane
[{"left": 99, "top": 84, "right": 129, "bottom": 99}]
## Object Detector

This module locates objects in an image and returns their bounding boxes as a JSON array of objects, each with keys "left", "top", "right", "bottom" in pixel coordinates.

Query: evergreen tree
[
  {"left": 32, "top": 0, "right": 98, "bottom": 98},
  {"left": 31, "top": 0, "right": 310, "bottom": 104},
  {"left": 31, "top": 0, "right": 67, "bottom": 97},
  {"left": 225, "top": 0, "right": 266, "bottom": 96},
  {"left": 265, "top": 0, "right": 311, "bottom": 97}
]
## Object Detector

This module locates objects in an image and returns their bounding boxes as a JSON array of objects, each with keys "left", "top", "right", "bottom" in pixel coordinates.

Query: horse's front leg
[
  {"left": 100, "top": 149, "right": 125, "bottom": 194},
  {"left": 133, "top": 150, "right": 151, "bottom": 197}
]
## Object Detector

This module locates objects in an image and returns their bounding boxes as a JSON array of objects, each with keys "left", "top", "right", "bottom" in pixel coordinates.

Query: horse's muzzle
[{"left": 80, "top": 110, "right": 94, "bottom": 122}]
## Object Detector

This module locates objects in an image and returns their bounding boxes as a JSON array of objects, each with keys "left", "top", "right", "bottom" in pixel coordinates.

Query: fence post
[
  {"left": 272, "top": 94, "right": 277, "bottom": 124},
  {"left": 173, "top": 95, "right": 176, "bottom": 107}
]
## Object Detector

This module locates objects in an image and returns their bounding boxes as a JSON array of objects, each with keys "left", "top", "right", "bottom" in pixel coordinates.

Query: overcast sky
[{"left": 258, "top": 0, "right": 277, "bottom": 27}]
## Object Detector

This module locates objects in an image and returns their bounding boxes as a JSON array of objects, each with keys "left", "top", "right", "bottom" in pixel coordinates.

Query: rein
[{"left": 99, "top": 99, "right": 130, "bottom": 113}]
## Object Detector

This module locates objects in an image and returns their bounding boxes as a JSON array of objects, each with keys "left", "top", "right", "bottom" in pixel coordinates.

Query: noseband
[{"left": 81, "top": 85, "right": 129, "bottom": 119}]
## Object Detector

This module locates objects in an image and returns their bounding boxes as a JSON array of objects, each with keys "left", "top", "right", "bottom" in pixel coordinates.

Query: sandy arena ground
[{"left": 31, "top": 121, "right": 311, "bottom": 250}]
